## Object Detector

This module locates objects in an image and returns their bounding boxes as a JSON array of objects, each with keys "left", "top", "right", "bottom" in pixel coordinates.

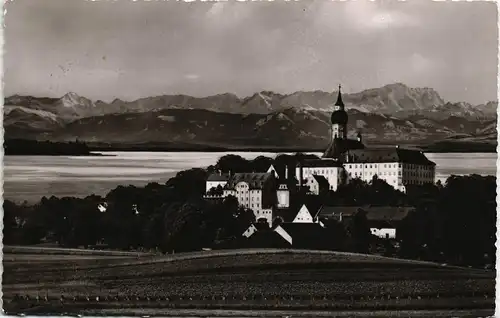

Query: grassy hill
[{"left": 4, "top": 248, "right": 495, "bottom": 316}]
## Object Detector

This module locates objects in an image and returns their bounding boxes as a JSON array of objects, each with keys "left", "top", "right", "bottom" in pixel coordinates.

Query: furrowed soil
[{"left": 3, "top": 248, "right": 495, "bottom": 317}]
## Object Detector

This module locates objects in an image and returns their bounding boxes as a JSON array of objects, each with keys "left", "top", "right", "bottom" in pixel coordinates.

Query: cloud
[
  {"left": 184, "top": 74, "right": 200, "bottom": 81},
  {"left": 344, "top": 1, "right": 421, "bottom": 31},
  {"left": 3, "top": 0, "right": 498, "bottom": 104},
  {"left": 410, "top": 53, "right": 433, "bottom": 73}
]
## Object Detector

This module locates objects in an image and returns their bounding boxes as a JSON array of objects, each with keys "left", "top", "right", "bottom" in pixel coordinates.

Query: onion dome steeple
[
  {"left": 331, "top": 84, "right": 348, "bottom": 125},
  {"left": 335, "top": 84, "right": 345, "bottom": 108}
]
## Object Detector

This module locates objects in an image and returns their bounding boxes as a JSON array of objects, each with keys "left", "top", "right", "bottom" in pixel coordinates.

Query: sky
[{"left": 4, "top": 0, "right": 498, "bottom": 104}]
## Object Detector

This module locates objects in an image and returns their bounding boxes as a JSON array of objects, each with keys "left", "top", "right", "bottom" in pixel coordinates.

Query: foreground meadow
[{"left": 3, "top": 247, "right": 495, "bottom": 316}]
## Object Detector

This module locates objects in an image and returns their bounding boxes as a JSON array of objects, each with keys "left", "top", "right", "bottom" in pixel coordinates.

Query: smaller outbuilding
[{"left": 317, "top": 206, "right": 415, "bottom": 240}]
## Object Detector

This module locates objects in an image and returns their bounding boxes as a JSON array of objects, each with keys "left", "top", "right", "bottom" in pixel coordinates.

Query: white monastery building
[
  {"left": 205, "top": 85, "right": 436, "bottom": 221},
  {"left": 205, "top": 172, "right": 277, "bottom": 225},
  {"left": 298, "top": 85, "right": 436, "bottom": 193}
]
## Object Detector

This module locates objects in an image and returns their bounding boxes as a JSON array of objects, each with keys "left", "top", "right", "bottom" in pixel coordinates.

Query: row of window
[
  {"left": 403, "top": 171, "right": 434, "bottom": 178},
  {"left": 235, "top": 191, "right": 261, "bottom": 197},
  {"left": 346, "top": 163, "right": 401, "bottom": 169},
  {"left": 404, "top": 164, "right": 433, "bottom": 171},
  {"left": 242, "top": 202, "right": 263, "bottom": 209},
  {"left": 405, "top": 179, "right": 432, "bottom": 185},
  {"left": 345, "top": 163, "right": 434, "bottom": 171},
  {"left": 257, "top": 210, "right": 271, "bottom": 214},
  {"left": 350, "top": 171, "right": 400, "bottom": 178},
  {"left": 301, "top": 168, "right": 336, "bottom": 175}
]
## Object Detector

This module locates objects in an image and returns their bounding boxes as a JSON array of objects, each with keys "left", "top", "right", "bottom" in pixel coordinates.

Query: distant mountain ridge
[
  {"left": 6, "top": 83, "right": 497, "bottom": 120},
  {"left": 9, "top": 107, "right": 494, "bottom": 151},
  {"left": 5, "top": 83, "right": 497, "bottom": 149}
]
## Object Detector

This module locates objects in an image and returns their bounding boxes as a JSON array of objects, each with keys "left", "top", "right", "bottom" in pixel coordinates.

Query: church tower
[{"left": 330, "top": 85, "right": 348, "bottom": 140}]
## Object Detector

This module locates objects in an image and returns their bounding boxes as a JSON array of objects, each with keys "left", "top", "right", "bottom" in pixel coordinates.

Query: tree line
[
  {"left": 5, "top": 139, "right": 92, "bottom": 156},
  {"left": 3, "top": 154, "right": 496, "bottom": 268}
]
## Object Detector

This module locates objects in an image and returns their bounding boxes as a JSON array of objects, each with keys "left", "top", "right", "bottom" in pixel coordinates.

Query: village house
[
  {"left": 204, "top": 172, "right": 278, "bottom": 225},
  {"left": 316, "top": 205, "right": 415, "bottom": 239},
  {"left": 205, "top": 171, "right": 230, "bottom": 193}
]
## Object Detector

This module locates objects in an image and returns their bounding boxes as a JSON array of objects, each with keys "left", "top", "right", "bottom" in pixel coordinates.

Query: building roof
[
  {"left": 243, "top": 227, "right": 292, "bottom": 248},
  {"left": 224, "top": 172, "right": 274, "bottom": 190},
  {"left": 331, "top": 110, "right": 348, "bottom": 125},
  {"left": 312, "top": 175, "right": 330, "bottom": 189},
  {"left": 243, "top": 222, "right": 328, "bottom": 249},
  {"left": 335, "top": 85, "right": 345, "bottom": 108},
  {"left": 274, "top": 207, "right": 297, "bottom": 223},
  {"left": 346, "top": 148, "right": 436, "bottom": 166},
  {"left": 323, "top": 138, "right": 365, "bottom": 159},
  {"left": 279, "top": 223, "right": 327, "bottom": 247},
  {"left": 274, "top": 196, "right": 323, "bottom": 223},
  {"left": 302, "top": 198, "right": 324, "bottom": 219},
  {"left": 268, "top": 164, "right": 299, "bottom": 185},
  {"left": 317, "top": 206, "right": 415, "bottom": 222},
  {"left": 207, "top": 172, "right": 230, "bottom": 182},
  {"left": 299, "top": 158, "right": 344, "bottom": 168}
]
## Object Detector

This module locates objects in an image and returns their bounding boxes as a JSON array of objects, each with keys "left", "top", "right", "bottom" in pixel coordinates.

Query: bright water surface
[{"left": 4, "top": 152, "right": 497, "bottom": 203}]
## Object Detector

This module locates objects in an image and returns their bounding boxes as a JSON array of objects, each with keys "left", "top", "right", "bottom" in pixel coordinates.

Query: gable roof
[
  {"left": 224, "top": 172, "right": 274, "bottom": 190},
  {"left": 323, "top": 138, "right": 365, "bottom": 159},
  {"left": 274, "top": 195, "right": 324, "bottom": 223},
  {"left": 273, "top": 225, "right": 293, "bottom": 245},
  {"left": 299, "top": 158, "right": 344, "bottom": 168},
  {"left": 274, "top": 207, "right": 297, "bottom": 223},
  {"left": 302, "top": 197, "right": 324, "bottom": 219},
  {"left": 242, "top": 222, "right": 327, "bottom": 248},
  {"left": 279, "top": 223, "right": 327, "bottom": 247},
  {"left": 312, "top": 175, "right": 330, "bottom": 188},
  {"left": 242, "top": 224, "right": 258, "bottom": 238},
  {"left": 268, "top": 164, "right": 298, "bottom": 185},
  {"left": 207, "top": 172, "right": 230, "bottom": 182},
  {"left": 346, "top": 148, "right": 435, "bottom": 166},
  {"left": 243, "top": 228, "right": 292, "bottom": 248},
  {"left": 292, "top": 204, "right": 314, "bottom": 223}
]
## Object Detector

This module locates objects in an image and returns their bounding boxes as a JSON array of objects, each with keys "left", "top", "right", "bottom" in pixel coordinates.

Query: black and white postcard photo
[{"left": 2, "top": 0, "right": 498, "bottom": 317}]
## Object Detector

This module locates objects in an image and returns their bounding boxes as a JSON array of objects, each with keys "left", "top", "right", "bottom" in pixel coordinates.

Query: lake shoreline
[
  {"left": 4, "top": 152, "right": 496, "bottom": 204},
  {"left": 4, "top": 152, "right": 115, "bottom": 157}
]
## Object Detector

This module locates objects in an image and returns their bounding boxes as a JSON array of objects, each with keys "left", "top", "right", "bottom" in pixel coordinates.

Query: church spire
[{"left": 335, "top": 84, "right": 344, "bottom": 108}]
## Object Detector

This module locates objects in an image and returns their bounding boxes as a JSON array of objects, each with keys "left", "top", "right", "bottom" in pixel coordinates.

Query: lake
[{"left": 4, "top": 151, "right": 497, "bottom": 203}]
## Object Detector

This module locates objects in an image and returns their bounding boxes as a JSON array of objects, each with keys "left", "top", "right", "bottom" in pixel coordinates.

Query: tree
[
  {"left": 214, "top": 155, "right": 251, "bottom": 173},
  {"left": 439, "top": 174, "right": 496, "bottom": 266},
  {"left": 162, "top": 200, "right": 208, "bottom": 253},
  {"left": 251, "top": 156, "right": 274, "bottom": 173},
  {"left": 207, "top": 185, "right": 223, "bottom": 196},
  {"left": 166, "top": 168, "right": 207, "bottom": 200},
  {"left": 323, "top": 219, "right": 349, "bottom": 251},
  {"left": 347, "top": 209, "right": 371, "bottom": 254}
]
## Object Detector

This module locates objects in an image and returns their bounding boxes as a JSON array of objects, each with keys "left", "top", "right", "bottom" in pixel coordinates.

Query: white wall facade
[
  {"left": 343, "top": 161, "right": 435, "bottom": 192},
  {"left": 344, "top": 162, "right": 405, "bottom": 192},
  {"left": 370, "top": 228, "right": 396, "bottom": 239},
  {"left": 293, "top": 205, "right": 314, "bottom": 223},
  {"left": 277, "top": 186, "right": 290, "bottom": 208},
  {"left": 223, "top": 181, "right": 269, "bottom": 222},
  {"left": 331, "top": 123, "right": 347, "bottom": 139},
  {"left": 305, "top": 177, "right": 320, "bottom": 195},
  {"left": 206, "top": 181, "right": 228, "bottom": 193},
  {"left": 255, "top": 208, "right": 273, "bottom": 226},
  {"left": 295, "top": 166, "right": 342, "bottom": 191}
]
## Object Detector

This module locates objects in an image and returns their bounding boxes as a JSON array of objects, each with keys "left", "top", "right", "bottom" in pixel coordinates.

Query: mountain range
[{"left": 5, "top": 83, "right": 498, "bottom": 150}]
